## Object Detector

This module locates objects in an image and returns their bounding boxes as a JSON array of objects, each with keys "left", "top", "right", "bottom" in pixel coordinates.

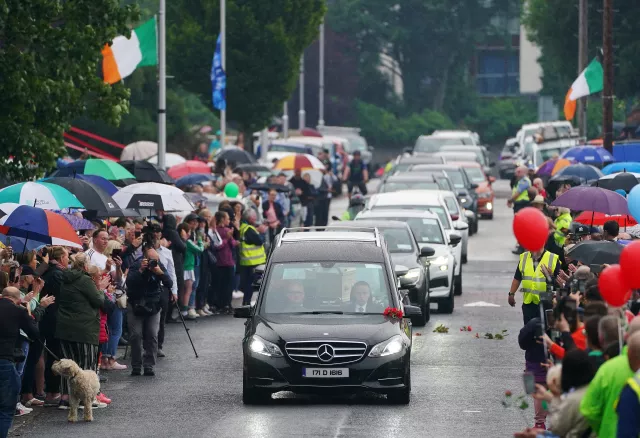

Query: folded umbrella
[
  {"left": 561, "top": 146, "right": 615, "bottom": 165},
  {"left": 592, "top": 172, "right": 640, "bottom": 193},
  {"left": 0, "top": 203, "right": 83, "bottom": 249},
  {"left": 120, "top": 160, "right": 175, "bottom": 184},
  {"left": 0, "top": 182, "right": 84, "bottom": 210},
  {"left": 601, "top": 162, "right": 640, "bottom": 175},
  {"left": 52, "top": 159, "right": 135, "bottom": 181},
  {"left": 112, "top": 182, "right": 195, "bottom": 213},
  {"left": 551, "top": 186, "right": 629, "bottom": 215},
  {"left": 566, "top": 240, "right": 623, "bottom": 265}
]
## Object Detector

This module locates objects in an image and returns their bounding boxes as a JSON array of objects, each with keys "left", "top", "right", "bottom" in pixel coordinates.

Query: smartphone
[
  {"left": 111, "top": 248, "right": 122, "bottom": 259},
  {"left": 135, "top": 231, "right": 142, "bottom": 238},
  {"left": 545, "top": 309, "right": 555, "bottom": 328},
  {"left": 9, "top": 266, "right": 16, "bottom": 282},
  {"left": 523, "top": 372, "right": 536, "bottom": 395},
  {"left": 589, "top": 264, "right": 604, "bottom": 274}
]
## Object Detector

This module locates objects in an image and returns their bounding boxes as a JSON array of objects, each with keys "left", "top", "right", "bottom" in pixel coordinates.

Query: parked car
[{"left": 449, "top": 161, "right": 496, "bottom": 220}]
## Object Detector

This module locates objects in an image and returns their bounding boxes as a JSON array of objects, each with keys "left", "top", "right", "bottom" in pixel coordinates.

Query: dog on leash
[{"left": 52, "top": 359, "right": 100, "bottom": 422}]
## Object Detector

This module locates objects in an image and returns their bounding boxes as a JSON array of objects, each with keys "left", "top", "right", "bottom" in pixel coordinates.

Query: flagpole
[
  {"left": 157, "top": 0, "right": 167, "bottom": 169},
  {"left": 298, "top": 54, "right": 305, "bottom": 129},
  {"left": 283, "top": 102, "right": 289, "bottom": 139},
  {"left": 220, "top": 0, "right": 226, "bottom": 146},
  {"left": 318, "top": 21, "right": 325, "bottom": 128}
]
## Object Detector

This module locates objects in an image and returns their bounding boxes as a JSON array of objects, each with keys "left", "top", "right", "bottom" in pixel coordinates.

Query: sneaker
[
  {"left": 187, "top": 309, "right": 198, "bottom": 320},
  {"left": 170, "top": 308, "right": 180, "bottom": 320},
  {"left": 110, "top": 361, "right": 127, "bottom": 371},
  {"left": 58, "top": 400, "right": 70, "bottom": 410},
  {"left": 96, "top": 393, "right": 111, "bottom": 405},
  {"left": 79, "top": 400, "right": 107, "bottom": 409},
  {"left": 23, "top": 397, "right": 44, "bottom": 407},
  {"left": 157, "top": 349, "right": 166, "bottom": 358},
  {"left": 203, "top": 308, "right": 214, "bottom": 316},
  {"left": 197, "top": 309, "right": 208, "bottom": 317},
  {"left": 15, "top": 407, "right": 30, "bottom": 417},
  {"left": 131, "top": 368, "right": 141, "bottom": 376},
  {"left": 203, "top": 304, "right": 211, "bottom": 313},
  {"left": 16, "top": 402, "right": 33, "bottom": 414},
  {"left": 143, "top": 368, "right": 155, "bottom": 377}
]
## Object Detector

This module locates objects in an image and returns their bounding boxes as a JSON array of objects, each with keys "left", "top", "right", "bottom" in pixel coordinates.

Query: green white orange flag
[
  {"left": 564, "top": 58, "right": 603, "bottom": 121},
  {"left": 102, "top": 17, "right": 157, "bottom": 84}
]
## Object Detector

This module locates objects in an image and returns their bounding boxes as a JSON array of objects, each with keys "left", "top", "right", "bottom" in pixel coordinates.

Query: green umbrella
[
  {"left": 0, "top": 182, "right": 84, "bottom": 209},
  {"left": 54, "top": 159, "right": 135, "bottom": 181}
]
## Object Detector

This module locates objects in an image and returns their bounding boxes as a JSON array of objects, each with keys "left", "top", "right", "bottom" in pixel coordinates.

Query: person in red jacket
[{"left": 541, "top": 297, "right": 586, "bottom": 359}]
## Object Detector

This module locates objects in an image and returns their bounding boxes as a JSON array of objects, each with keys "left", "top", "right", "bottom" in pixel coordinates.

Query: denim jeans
[
  {"left": 0, "top": 360, "right": 20, "bottom": 438},
  {"left": 101, "top": 307, "right": 123, "bottom": 358},
  {"left": 189, "top": 260, "right": 201, "bottom": 308}
]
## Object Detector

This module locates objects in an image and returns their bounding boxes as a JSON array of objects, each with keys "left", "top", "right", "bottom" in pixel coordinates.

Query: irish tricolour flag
[
  {"left": 102, "top": 18, "right": 157, "bottom": 84},
  {"left": 563, "top": 58, "right": 603, "bottom": 121}
]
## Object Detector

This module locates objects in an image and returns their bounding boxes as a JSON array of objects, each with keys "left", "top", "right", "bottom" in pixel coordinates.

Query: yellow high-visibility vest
[
  {"left": 512, "top": 176, "right": 531, "bottom": 202},
  {"left": 239, "top": 223, "right": 266, "bottom": 266},
  {"left": 554, "top": 212, "right": 572, "bottom": 246},
  {"left": 518, "top": 251, "right": 559, "bottom": 305}
]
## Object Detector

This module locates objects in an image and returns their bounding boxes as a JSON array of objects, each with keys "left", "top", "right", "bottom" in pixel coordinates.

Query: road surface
[{"left": 12, "top": 180, "right": 534, "bottom": 438}]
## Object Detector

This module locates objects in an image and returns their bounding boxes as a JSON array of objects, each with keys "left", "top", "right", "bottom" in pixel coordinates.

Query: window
[
  {"left": 380, "top": 228, "right": 414, "bottom": 253},
  {"left": 371, "top": 205, "right": 451, "bottom": 230},
  {"left": 464, "top": 167, "right": 487, "bottom": 183},
  {"left": 380, "top": 182, "right": 440, "bottom": 193},
  {"left": 263, "top": 262, "right": 391, "bottom": 314},
  {"left": 444, "top": 197, "right": 460, "bottom": 215},
  {"left": 361, "top": 217, "right": 445, "bottom": 245},
  {"left": 414, "top": 137, "right": 472, "bottom": 153},
  {"left": 476, "top": 49, "right": 520, "bottom": 96}
]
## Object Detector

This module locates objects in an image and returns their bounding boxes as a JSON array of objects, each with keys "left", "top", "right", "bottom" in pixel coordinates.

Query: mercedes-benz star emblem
[{"left": 317, "top": 344, "right": 334, "bottom": 362}]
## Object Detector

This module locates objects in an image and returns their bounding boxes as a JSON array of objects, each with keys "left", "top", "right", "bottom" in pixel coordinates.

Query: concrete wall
[{"left": 519, "top": 25, "right": 543, "bottom": 94}]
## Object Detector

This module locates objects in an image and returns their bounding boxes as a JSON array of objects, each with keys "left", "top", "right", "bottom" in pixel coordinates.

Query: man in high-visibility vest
[
  {"left": 616, "top": 331, "right": 640, "bottom": 437},
  {"left": 507, "top": 166, "right": 532, "bottom": 213},
  {"left": 239, "top": 209, "right": 267, "bottom": 306},
  {"left": 508, "top": 248, "right": 560, "bottom": 325},
  {"left": 553, "top": 207, "right": 572, "bottom": 247}
]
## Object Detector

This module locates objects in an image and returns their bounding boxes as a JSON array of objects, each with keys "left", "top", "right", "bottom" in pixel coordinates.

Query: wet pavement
[{"left": 12, "top": 181, "right": 534, "bottom": 438}]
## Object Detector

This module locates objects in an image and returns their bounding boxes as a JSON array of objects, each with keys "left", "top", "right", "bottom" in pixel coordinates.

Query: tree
[
  {"left": 0, "top": 0, "right": 139, "bottom": 180},
  {"left": 523, "top": 0, "right": 640, "bottom": 105},
  {"left": 166, "top": 0, "right": 326, "bottom": 135},
  {"left": 328, "top": 0, "right": 497, "bottom": 113}
]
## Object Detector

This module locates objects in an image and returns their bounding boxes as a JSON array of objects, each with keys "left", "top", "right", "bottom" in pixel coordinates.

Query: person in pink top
[
  {"left": 212, "top": 211, "right": 238, "bottom": 314},
  {"left": 262, "top": 189, "right": 285, "bottom": 242}
]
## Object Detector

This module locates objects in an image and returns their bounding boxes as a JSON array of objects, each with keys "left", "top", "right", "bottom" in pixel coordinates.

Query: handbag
[{"left": 115, "top": 290, "right": 127, "bottom": 309}]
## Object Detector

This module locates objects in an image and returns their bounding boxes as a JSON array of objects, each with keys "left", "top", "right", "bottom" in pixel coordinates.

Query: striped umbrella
[
  {"left": 0, "top": 203, "right": 83, "bottom": 249},
  {"left": 273, "top": 153, "right": 325, "bottom": 171},
  {"left": 0, "top": 182, "right": 84, "bottom": 210}
]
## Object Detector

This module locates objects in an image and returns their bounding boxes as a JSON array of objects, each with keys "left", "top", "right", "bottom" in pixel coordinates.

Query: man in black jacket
[
  {"left": 162, "top": 214, "right": 186, "bottom": 321},
  {"left": 0, "top": 287, "right": 39, "bottom": 435},
  {"left": 126, "top": 248, "right": 173, "bottom": 377}
]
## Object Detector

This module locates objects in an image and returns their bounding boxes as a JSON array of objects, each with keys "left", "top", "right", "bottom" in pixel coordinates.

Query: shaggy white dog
[{"left": 52, "top": 359, "right": 101, "bottom": 422}]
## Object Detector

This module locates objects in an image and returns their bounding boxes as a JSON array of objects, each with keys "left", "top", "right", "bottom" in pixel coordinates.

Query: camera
[{"left": 148, "top": 259, "right": 158, "bottom": 269}]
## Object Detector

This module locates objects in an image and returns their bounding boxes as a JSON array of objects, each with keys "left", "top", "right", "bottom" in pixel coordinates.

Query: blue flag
[{"left": 211, "top": 34, "right": 226, "bottom": 110}]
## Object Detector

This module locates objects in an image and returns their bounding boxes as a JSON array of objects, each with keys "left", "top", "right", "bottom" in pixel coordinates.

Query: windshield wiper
[{"left": 297, "top": 311, "right": 344, "bottom": 315}]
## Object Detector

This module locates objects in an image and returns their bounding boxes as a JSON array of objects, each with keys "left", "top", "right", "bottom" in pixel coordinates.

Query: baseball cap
[
  {"left": 183, "top": 213, "right": 199, "bottom": 223},
  {"left": 574, "top": 225, "right": 589, "bottom": 236},
  {"left": 531, "top": 195, "right": 545, "bottom": 205}
]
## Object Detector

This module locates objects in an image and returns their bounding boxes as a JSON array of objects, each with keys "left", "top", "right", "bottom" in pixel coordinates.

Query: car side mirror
[
  {"left": 454, "top": 222, "right": 469, "bottom": 231},
  {"left": 394, "top": 265, "right": 409, "bottom": 278},
  {"left": 469, "top": 183, "right": 479, "bottom": 190},
  {"left": 449, "top": 233, "right": 462, "bottom": 247},
  {"left": 234, "top": 305, "right": 252, "bottom": 318},
  {"left": 420, "top": 246, "right": 436, "bottom": 257},
  {"left": 331, "top": 215, "right": 341, "bottom": 221},
  {"left": 403, "top": 305, "right": 422, "bottom": 318}
]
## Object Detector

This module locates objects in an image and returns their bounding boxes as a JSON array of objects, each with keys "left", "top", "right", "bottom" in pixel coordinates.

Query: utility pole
[
  {"left": 602, "top": 0, "right": 614, "bottom": 153},
  {"left": 282, "top": 102, "right": 289, "bottom": 139},
  {"left": 157, "top": 0, "right": 166, "bottom": 169},
  {"left": 318, "top": 22, "right": 325, "bottom": 128},
  {"left": 577, "top": 0, "right": 588, "bottom": 139},
  {"left": 298, "top": 54, "right": 305, "bottom": 129}
]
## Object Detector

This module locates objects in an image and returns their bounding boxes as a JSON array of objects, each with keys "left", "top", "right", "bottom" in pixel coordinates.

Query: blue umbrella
[
  {"left": 602, "top": 162, "right": 640, "bottom": 175},
  {"left": 561, "top": 146, "right": 615, "bottom": 165},
  {"left": 175, "top": 174, "right": 217, "bottom": 187},
  {"left": 554, "top": 163, "right": 603, "bottom": 182}
]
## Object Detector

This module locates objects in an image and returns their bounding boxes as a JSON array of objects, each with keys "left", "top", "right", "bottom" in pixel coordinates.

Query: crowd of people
[{"left": 507, "top": 164, "right": 640, "bottom": 437}]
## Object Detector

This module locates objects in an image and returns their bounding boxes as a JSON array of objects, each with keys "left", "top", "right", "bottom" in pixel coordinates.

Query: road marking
[
  {"left": 463, "top": 410, "right": 482, "bottom": 413},
  {"left": 463, "top": 301, "right": 501, "bottom": 307}
]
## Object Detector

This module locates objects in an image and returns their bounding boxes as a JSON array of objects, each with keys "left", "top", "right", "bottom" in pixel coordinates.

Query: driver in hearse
[
  {"left": 275, "top": 280, "right": 306, "bottom": 312},
  {"left": 344, "top": 281, "right": 383, "bottom": 313}
]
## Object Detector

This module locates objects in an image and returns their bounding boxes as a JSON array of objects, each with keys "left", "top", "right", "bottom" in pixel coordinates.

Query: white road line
[
  {"left": 463, "top": 410, "right": 482, "bottom": 413},
  {"left": 464, "top": 301, "right": 501, "bottom": 307}
]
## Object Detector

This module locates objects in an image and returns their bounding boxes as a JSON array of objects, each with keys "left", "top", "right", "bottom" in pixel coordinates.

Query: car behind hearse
[{"left": 235, "top": 227, "right": 419, "bottom": 405}]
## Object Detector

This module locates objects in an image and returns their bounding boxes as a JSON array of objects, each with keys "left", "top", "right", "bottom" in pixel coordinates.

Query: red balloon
[
  {"left": 598, "top": 265, "right": 631, "bottom": 307},
  {"left": 513, "top": 207, "right": 549, "bottom": 251},
  {"left": 620, "top": 241, "right": 640, "bottom": 289}
]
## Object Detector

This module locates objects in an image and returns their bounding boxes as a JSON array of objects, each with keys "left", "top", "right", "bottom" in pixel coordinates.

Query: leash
[{"left": 24, "top": 336, "right": 61, "bottom": 362}]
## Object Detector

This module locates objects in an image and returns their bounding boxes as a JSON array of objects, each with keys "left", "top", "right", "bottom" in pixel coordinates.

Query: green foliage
[
  {"left": 464, "top": 98, "right": 538, "bottom": 146},
  {"left": 523, "top": 0, "right": 640, "bottom": 104},
  {"left": 356, "top": 101, "right": 454, "bottom": 148},
  {"left": 166, "top": 0, "right": 326, "bottom": 133},
  {"left": 0, "top": 0, "right": 139, "bottom": 180}
]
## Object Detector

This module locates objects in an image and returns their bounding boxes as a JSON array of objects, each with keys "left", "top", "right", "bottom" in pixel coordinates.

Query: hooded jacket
[{"left": 55, "top": 268, "right": 104, "bottom": 346}]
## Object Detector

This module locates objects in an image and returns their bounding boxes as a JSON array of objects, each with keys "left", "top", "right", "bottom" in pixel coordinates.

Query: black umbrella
[
  {"left": 592, "top": 172, "right": 640, "bottom": 193},
  {"left": 112, "top": 178, "right": 138, "bottom": 188},
  {"left": 546, "top": 175, "right": 584, "bottom": 201},
  {"left": 566, "top": 240, "right": 624, "bottom": 265},
  {"left": 215, "top": 146, "right": 257, "bottom": 165},
  {"left": 45, "top": 177, "right": 135, "bottom": 217},
  {"left": 120, "top": 160, "right": 175, "bottom": 184},
  {"left": 248, "top": 183, "right": 291, "bottom": 193},
  {"left": 234, "top": 163, "right": 272, "bottom": 173}
]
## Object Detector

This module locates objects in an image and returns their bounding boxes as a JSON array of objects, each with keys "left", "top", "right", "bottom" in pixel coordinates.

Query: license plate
[{"left": 302, "top": 368, "right": 349, "bottom": 378}]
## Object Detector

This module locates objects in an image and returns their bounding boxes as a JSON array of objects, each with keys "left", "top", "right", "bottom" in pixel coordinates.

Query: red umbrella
[
  {"left": 574, "top": 211, "right": 638, "bottom": 227},
  {"left": 300, "top": 128, "right": 323, "bottom": 137},
  {"left": 167, "top": 160, "right": 211, "bottom": 179}
]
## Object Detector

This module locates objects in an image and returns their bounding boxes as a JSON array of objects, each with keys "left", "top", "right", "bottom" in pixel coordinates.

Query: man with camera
[
  {"left": 125, "top": 247, "right": 173, "bottom": 377},
  {"left": 0, "top": 286, "right": 39, "bottom": 436},
  {"left": 508, "top": 247, "right": 561, "bottom": 325}
]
